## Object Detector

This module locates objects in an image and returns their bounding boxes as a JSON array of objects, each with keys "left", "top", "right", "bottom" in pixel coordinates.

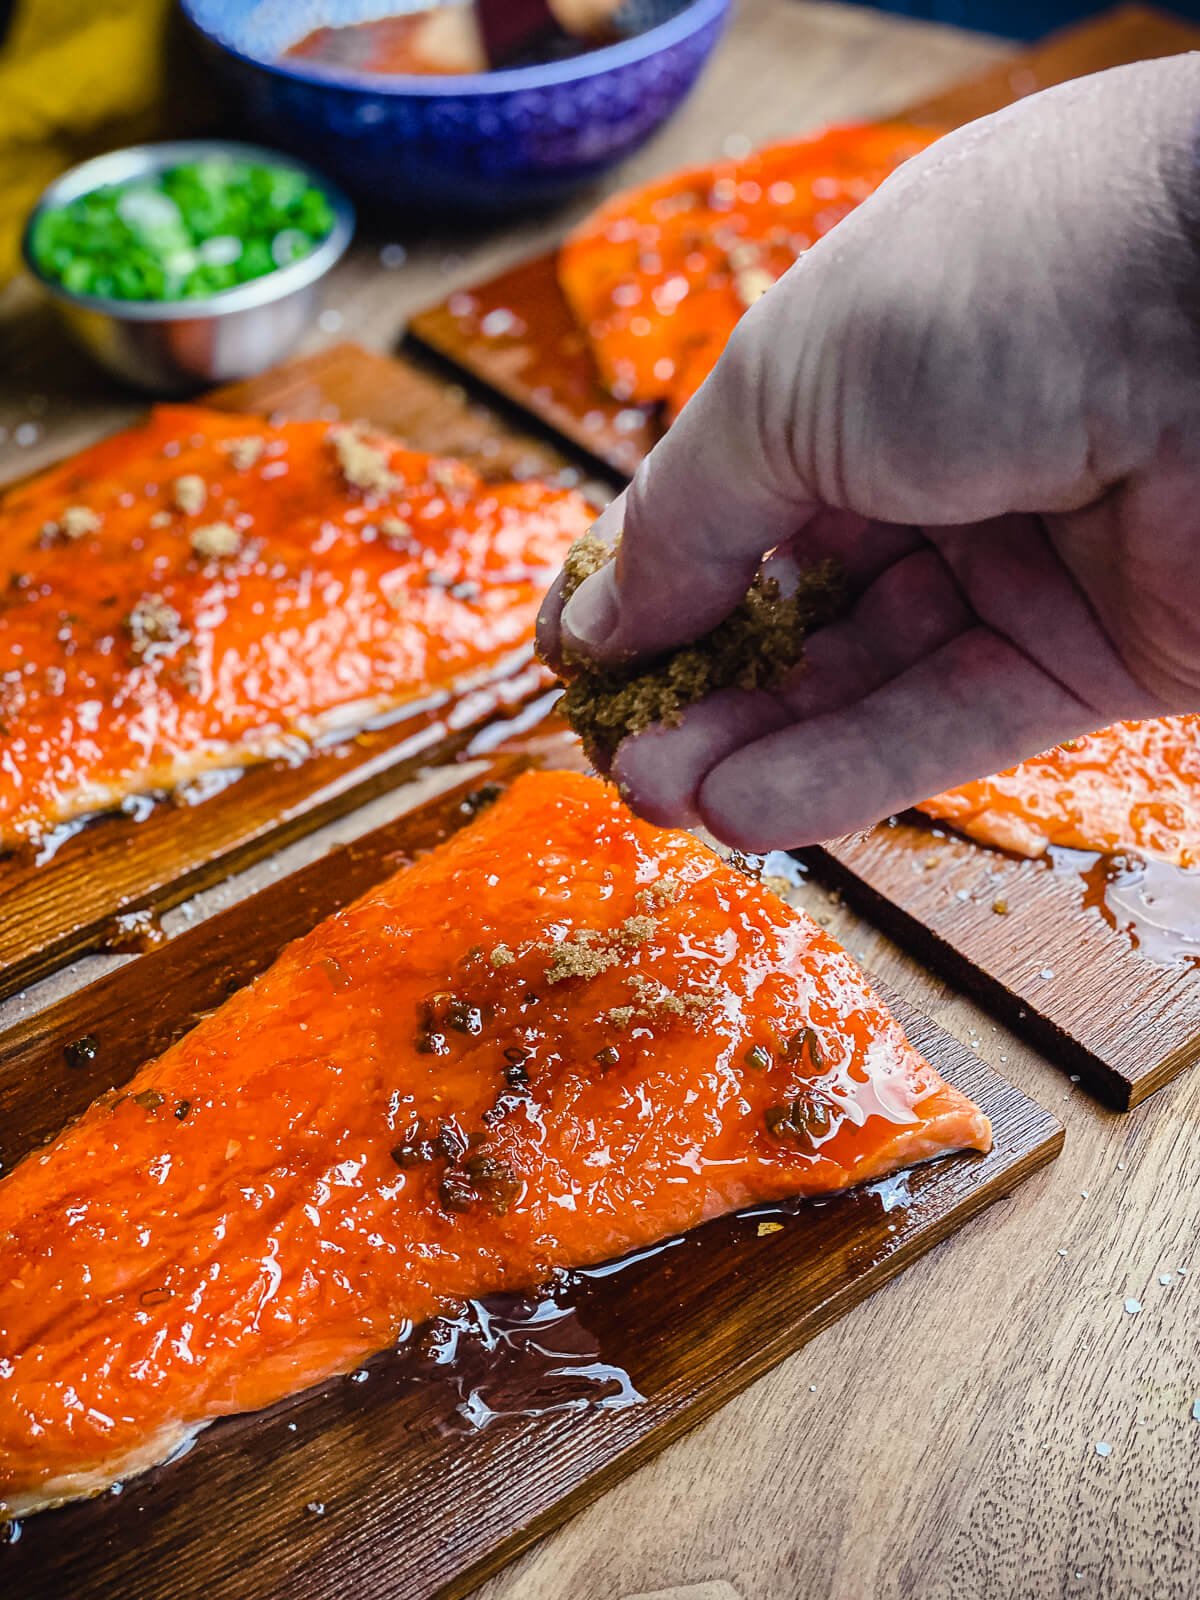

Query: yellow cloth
[{"left": 0, "top": 0, "right": 173, "bottom": 283}]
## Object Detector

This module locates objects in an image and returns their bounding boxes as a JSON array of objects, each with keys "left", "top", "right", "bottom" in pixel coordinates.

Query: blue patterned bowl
[{"left": 180, "top": 0, "right": 730, "bottom": 214}]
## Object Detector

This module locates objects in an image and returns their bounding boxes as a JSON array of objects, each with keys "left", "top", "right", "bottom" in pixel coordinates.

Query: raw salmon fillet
[
  {"left": 0, "top": 406, "right": 591, "bottom": 846},
  {"left": 0, "top": 769, "right": 990, "bottom": 1518},
  {"left": 559, "top": 123, "right": 940, "bottom": 420},
  {"left": 920, "top": 716, "right": 1200, "bottom": 867}
]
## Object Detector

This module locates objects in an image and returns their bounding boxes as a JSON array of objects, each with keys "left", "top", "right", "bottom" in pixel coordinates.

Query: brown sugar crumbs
[
  {"left": 552, "top": 532, "right": 844, "bottom": 759},
  {"left": 541, "top": 912, "right": 663, "bottom": 985},
  {"left": 332, "top": 425, "right": 399, "bottom": 497},
  {"left": 126, "top": 596, "right": 184, "bottom": 657},
  {"left": 544, "top": 929, "right": 619, "bottom": 985},
  {"left": 190, "top": 522, "right": 242, "bottom": 560},
  {"left": 39, "top": 505, "right": 101, "bottom": 544},
  {"left": 636, "top": 874, "right": 681, "bottom": 912},
  {"left": 172, "top": 474, "right": 207, "bottom": 515},
  {"left": 221, "top": 437, "right": 266, "bottom": 471},
  {"left": 608, "top": 973, "right": 721, "bottom": 1027}
]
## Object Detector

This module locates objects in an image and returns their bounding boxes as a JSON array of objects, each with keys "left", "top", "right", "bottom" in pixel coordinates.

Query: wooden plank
[
  {"left": 807, "top": 819, "right": 1200, "bottom": 1111},
  {"left": 0, "top": 740, "right": 1061, "bottom": 1600},
  {"left": 408, "top": 241, "right": 656, "bottom": 480},
  {"left": 405, "top": 7, "right": 1200, "bottom": 1108},
  {"left": 0, "top": 343, "right": 598, "bottom": 1009},
  {"left": 407, "top": 5, "right": 1200, "bottom": 478},
  {"left": 902, "top": 3, "right": 1200, "bottom": 124}
]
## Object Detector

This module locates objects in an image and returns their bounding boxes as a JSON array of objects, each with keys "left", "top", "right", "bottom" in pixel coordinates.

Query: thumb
[{"left": 558, "top": 303, "right": 820, "bottom": 664}]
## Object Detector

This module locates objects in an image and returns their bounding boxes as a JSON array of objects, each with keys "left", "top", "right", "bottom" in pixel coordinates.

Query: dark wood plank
[
  {"left": 407, "top": 5, "right": 1200, "bottom": 478},
  {"left": 0, "top": 740, "right": 1061, "bottom": 1600},
  {"left": 807, "top": 819, "right": 1200, "bottom": 1111},
  {"left": 0, "top": 343, "right": 598, "bottom": 1009},
  {"left": 902, "top": 3, "right": 1200, "bottom": 124},
  {"left": 405, "top": 7, "right": 1200, "bottom": 1109},
  {"left": 409, "top": 258, "right": 658, "bottom": 479}
]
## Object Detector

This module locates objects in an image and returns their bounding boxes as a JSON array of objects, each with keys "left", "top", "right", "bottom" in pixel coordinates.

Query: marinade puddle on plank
[
  {"left": 896, "top": 811, "right": 1200, "bottom": 969},
  {"left": 1049, "top": 846, "right": 1200, "bottom": 966},
  {"left": 0, "top": 1177, "right": 917, "bottom": 1551}
]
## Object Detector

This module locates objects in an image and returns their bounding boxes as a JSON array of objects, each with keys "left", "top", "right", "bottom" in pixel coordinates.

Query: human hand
[{"left": 537, "top": 55, "right": 1200, "bottom": 851}]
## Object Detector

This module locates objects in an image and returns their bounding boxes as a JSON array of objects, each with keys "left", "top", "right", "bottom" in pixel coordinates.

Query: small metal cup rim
[{"left": 21, "top": 139, "right": 356, "bottom": 323}]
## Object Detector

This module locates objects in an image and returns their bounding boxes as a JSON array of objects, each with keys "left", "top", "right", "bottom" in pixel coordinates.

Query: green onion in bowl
[{"left": 28, "top": 157, "right": 337, "bottom": 303}]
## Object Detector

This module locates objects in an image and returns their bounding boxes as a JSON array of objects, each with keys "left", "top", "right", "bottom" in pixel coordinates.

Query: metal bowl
[
  {"left": 22, "top": 139, "right": 355, "bottom": 396},
  {"left": 181, "top": 0, "right": 730, "bottom": 215}
]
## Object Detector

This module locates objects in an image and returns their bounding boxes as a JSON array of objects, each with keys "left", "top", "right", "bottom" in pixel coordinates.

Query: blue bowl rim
[{"left": 179, "top": 0, "right": 730, "bottom": 99}]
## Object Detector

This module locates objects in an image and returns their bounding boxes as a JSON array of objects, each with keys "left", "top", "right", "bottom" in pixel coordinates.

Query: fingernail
[{"left": 562, "top": 565, "right": 620, "bottom": 651}]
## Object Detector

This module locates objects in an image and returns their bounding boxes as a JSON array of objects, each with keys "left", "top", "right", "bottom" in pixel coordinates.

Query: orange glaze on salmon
[
  {"left": 558, "top": 123, "right": 940, "bottom": 421},
  {"left": 0, "top": 406, "right": 592, "bottom": 846},
  {"left": 920, "top": 716, "right": 1200, "bottom": 867},
  {"left": 0, "top": 769, "right": 990, "bottom": 1517}
]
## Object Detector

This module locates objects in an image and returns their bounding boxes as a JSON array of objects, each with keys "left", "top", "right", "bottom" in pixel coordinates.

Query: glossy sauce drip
[
  {"left": 903, "top": 802, "right": 1200, "bottom": 969},
  {"left": 1058, "top": 848, "right": 1200, "bottom": 966},
  {"left": 410, "top": 1284, "right": 643, "bottom": 1428},
  {"left": 0, "top": 770, "right": 987, "bottom": 1517}
]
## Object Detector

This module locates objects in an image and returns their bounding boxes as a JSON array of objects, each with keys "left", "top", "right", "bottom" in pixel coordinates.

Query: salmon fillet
[
  {"left": 0, "top": 769, "right": 990, "bottom": 1518},
  {"left": 559, "top": 123, "right": 940, "bottom": 421},
  {"left": 0, "top": 406, "right": 591, "bottom": 846},
  {"left": 920, "top": 716, "right": 1200, "bottom": 867}
]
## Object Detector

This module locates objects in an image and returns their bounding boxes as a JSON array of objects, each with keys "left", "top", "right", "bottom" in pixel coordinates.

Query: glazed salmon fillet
[
  {"left": 920, "top": 716, "right": 1200, "bottom": 867},
  {"left": 0, "top": 406, "right": 591, "bottom": 846},
  {"left": 0, "top": 769, "right": 989, "bottom": 1518},
  {"left": 559, "top": 123, "right": 939, "bottom": 421}
]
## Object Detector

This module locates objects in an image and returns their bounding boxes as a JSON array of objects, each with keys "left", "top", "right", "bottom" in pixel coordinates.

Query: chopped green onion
[{"left": 30, "top": 157, "right": 337, "bottom": 303}]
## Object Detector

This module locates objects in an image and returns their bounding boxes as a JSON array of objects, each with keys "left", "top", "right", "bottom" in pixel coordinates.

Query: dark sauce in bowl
[{"left": 285, "top": 8, "right": 603, "bottom": 76}]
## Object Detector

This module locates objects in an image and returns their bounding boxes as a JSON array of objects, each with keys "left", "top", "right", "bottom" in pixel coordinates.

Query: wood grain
[
  {"left": 0, "top": 739, "right": 1061, "bottom": 1600},
  {"left": 2, "top": 5, "right": 1192, "bottom": 1596},
  {"left": 808, "top": 819, "right": 1200, "bottom": 1110},
  {"left": 0, "top": 343, "right": 593, "bottom": 1009},
  {"left": 406, "top": 5, "right": 1200, "bottom": 1109}
]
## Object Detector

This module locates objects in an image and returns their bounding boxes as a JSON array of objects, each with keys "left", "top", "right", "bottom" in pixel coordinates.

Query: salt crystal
[
  {"left": 1080, "top": 1191, "right": 1089, "bottom": 1198},
  {"left": 1192, "top": 1400, "right": 1200, "bottom": 1422},
  {"left": 1057, "top": 1248, "right": 1068, "bottom": 1257},
  {"left": 1038, "top": 967, "right": 1055, "bottom": 980},
  {"left": 809, "top": 1384, "right": 817, "bottom": 1392},
  {"left": 1159, "top": 1274, "right": 1173, "bottom": 1287},
  {"left": 14, "top": 423, "right": 40, "bottom": 447},
  {"left": 480, "top": 308, "right": 517, "bottom": 338},
  {"left": 306, "top": 1501, "right": 325, "bottom": 1515},
  {"left": 1124, "top": 1298, "right": 1142, "bottom": 1315},
  {"left": 288, "top": 1422, "right": 298, "bottom": 1431},
  {"left": 1095, "top": 1441, "right": 1112, "bottom": 1457},
  {"left": 1069, "top": 1074, "right": 1080, "bottom": 1083}
]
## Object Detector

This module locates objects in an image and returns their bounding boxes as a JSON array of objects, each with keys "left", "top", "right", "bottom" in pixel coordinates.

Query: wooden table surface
[{"left": 2, "top": 5, "right": 1197, "bottom": 1598}]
